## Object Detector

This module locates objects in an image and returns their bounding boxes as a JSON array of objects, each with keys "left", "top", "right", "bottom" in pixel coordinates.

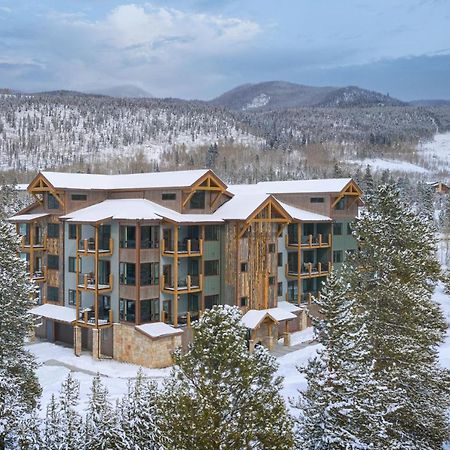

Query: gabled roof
[
  {"left": 36, "top": 169, "right": 215, "bottom": 191},
  {"left": 256, "top": 178, "right": 354, "bottom": 194},
  {"left": 277, "top": 200, "right": 331, "bottom": 222},
  {"left": 8, "top": 213, "right": 50, "bottom": 222},
  {"left": 241, "top": 307, "right": 297, "bottom": 329},
  {"left": 60, "top": 199, "right": 224, "bottom": 224}
]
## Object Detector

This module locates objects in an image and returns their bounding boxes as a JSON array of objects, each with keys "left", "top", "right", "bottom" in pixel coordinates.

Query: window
[
  {"left": 47, "top": 286, "right": 59, "bottom": 302},
  {"left": 100, "top": 295, "right": 111, "bottom": 312},
  {"left": 334, "top": 197, "right": 347, "bottom": 210},
  {"left": 268, "top": 243, "right": 276, "bottom": 253},
  {"left": 141, "top": 225, "right": 159, "bottom": 249},
  {"left": 347, "top": 223, "right": 353, "bottom": 235},
  {"left": 140, "top": 262, "right": 160, "bottom": 286},
  {"left": 240, "top": 296, "right": 248, "bottom": 307},
  {"left": 120, "top": 225, "right": 136, "bottom": 249},
  {"left": 68, "top": 224, "right": 77, "bottom": 239},
  {"left": 204, "top": 260, "right": 219, "bottom": 276},
  {"left": 120, "top": 262, "right": 136, "bottom": 285},
  {"left": 141, "top": 299, "right": 160, "bottom": 322},
  {"left": 204, "top": 294, "right": 219, "bottom": 310},
  {"left": 47, "top": 193, "right": 60, "bottom": 209},
  {"left": 68, "top": 289, "right": 76, "bottom": 305},
  {"left": 47, "top": 254, "right": 59, "bottom": 270},
  {"left": 68, "top": 256, "right": 77, "bottom": 273},
  {"left": 119, "top": 298, "right": 135, "bottom": 322},
  {"left": 162, "top": 193, "right": 176, "bottom": 200},
  {"left": 205, "top": 225, "right": 220, "bottom": 241},
  {"left": 47, "top": 223, "right": 59, "bottom": 238},
  {"left": 189, "top": 191, "right": 205, "bottom": 209},
  {"left": 269, "top": 276, "right": 276, "bottom": 286},
  {"left": 277, "top": 252, "right": 283, "bottom": 267},
  {"left": 240, "top": 262, "right": 248, "bottom": 272},
  {"left": 71, "top": 193, "right": 87, "bottom": 201},
  {"left": 333, "top": 223, "right": 343, "bottom": 236},
  {"left": 310, "top": 197, "right": 324, "bottom": 203},
  {"left": 333, "top": 250, "right": 343, "bottom": 264},
  {"left": 277, "top": 282, "right": 283, "bottom": 297}
]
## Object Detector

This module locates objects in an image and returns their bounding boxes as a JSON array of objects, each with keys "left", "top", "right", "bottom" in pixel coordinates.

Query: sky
[{"left": 0, "top": 0, "right": 449, "bottom": 100}]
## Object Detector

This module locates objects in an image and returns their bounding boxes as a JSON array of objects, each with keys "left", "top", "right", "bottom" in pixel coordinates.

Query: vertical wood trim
[
  {"left": 235, "top": 222, "right": 240, "bottom": 307},
  {"left": 94, "top": 225, "right": 99, "bottom": 328},
  {"left": 200, "top": 225, "right": 205, "bottom": 313},
  {"left": 75, "top": 224, "right": 80, "bottom": 323},
  {"left": 30, "top": 222, "right": 35, "bottom": 283},
  {"left": 173, "top": 225, "right": 179, "bottom": 326},
  {"left": 136, "top": 221, "right": 141, "bottom": 325},
  {"left": 297, "top": 223, "right": 301, "bottom": 306}
]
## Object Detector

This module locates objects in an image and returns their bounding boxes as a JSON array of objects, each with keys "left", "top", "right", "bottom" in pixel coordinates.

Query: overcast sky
[{"left": 0, "top": 0, "right": 449, "bottom": 100}]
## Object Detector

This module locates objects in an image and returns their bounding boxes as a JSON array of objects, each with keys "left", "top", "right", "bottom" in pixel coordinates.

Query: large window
[
  {"left": 333, "top": 222, "right": 343, "bottom": 236},
  {"left": 47, "top": 286, "right": 59, "bottom": 302},
  {"left": 141, "top": 299, "right": 160, "bottom": 322},
  {"left": 204, "top": 260, "right": 219, "bottom": 276},
  {"left": 141, "top": 226, "right": 159, "bottom": 249},
  {"left": 140, "top": 262, "right": 160, "bottom": 286},
  {"left": 189, "top": 191, "right": 205, "bottom": 209},
  {"left": 47, "top": 254, "right": 59, "bottom": 270},
  {"left": 205, "top": 225, "right": 220, "bottom": 241},
  {"left": 68, "top": 224, "right": 77, "bottom": 240},
  {"left": 47, "top": 223, "right": 59, "bottom": 238},
  {"left": 333, "top": 250, "right": 343, "bottom": 264},
  {"left": 68, "top": 256, "right": 79, "bottom": 273},
  {"left": 204, "top": 294, "right": 219, "bottom": 310},
  {"left": 277, "top": 252, "right": 283, "bottom": 267},
  {"left": 334, "top": 197, "right": 347, "bottom": 210},
  {"left": 120, "top": 225, "right": 136, "bottom": 249},
  {"left": 119, "top": 298, "right": 135, "bottom": 322},
  {"left": 120, "top": 262, "right": 136, "bottom": 285},
  {"left": 310, "top": 197, "right": 324, "bottom": 203},
  {"left": 47, "top": 193, "right": 60, "bottom": 209}
]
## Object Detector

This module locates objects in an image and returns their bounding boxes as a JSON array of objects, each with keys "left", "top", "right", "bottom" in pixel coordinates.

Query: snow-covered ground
[
  {"left": 418, "top": 132, "right": 450, "bottom": 172},
  {"left": 27, "top": 283, "right": 450, "bottom": 423},
  {"left": 349, "top": 157, "right": 429, "bottom": 173}
]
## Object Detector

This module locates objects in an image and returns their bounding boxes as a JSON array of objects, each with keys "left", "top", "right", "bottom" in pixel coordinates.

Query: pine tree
[
  {"left": 43, "top": 394, "right": 63, "bottom": 450},
  {"left": 0, "top": 220, "right": 40, "bottom": 449},
  {"left": 205, "top": 143, "right": 219, "bottom": 169},
  {"left": 349, "top": 184, "right": 450, "bottom": 449},
  {"left": 17, "top": 411, "right": 42, "bottom": 450},
  {"left": 59, "top": 373, "right": 83, "bottom": 450},
  {"left": 362, "top": 165, "right": 374, "bottom": 199},
  {"left": 119, "top": 368, "right": 159, "bottom": 450},
  {"left": 85, "top": 373, "right": 127, "bottom": 450},
  {"left": 157, "top": 305, "right": 294, "bottom": 450},
  {"left": 296, "top": 270, "right": 386, "bottom": 450}
]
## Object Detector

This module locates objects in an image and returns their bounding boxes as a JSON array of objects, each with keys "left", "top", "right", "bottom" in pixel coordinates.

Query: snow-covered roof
[
  {"left": 136, "top": 322, "right": 183, "bottom": 339},
  {"left": 277, "top": 201, "right": 332, "bottom": 222},
  {"left": 276, "top": 301, "right": 302, "bottom": 313},
  {"left": 30, "top": 304, "right": 76, "bottom": 323},
  {"left": 241, "top": 308, "right": 297, "bottom": 329},
  {"left": 8, "top": 212, "right": 50, "bottom": 222},
  {"left": 212, "top": 192, "right": 272, "bottom": 220},
  {"left": 257, "top": 178, "right": 353, "bottom": 194},
  {"left": 16, "top": 184, "right": 29, "bottom": 191},
  {"left": 40, "top": 169, "right": 212, "bottom": 190},
  {"left": 60, "top": 199, "right": 224, "bottom": 224}
]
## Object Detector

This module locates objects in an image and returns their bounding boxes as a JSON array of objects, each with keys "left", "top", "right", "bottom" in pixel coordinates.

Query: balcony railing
[
  {"left": 21, "top": 234, "right": 47, "bottom": 250},
  {"left": 77, "top": 308, "right": 113, "bottom": 327},
  {"left": 31, "top": 266, "right": 47, "bottom": 282},
  {"left": 286, "top": 261, "right": 332, "bottom": 278},
  {"left": 77, "top": 238, "right": 114, "bottom": 256},
  {"left": 161, "top": 238, "right": 203, "bottom": 257},
  {"left": 285, "top": 233, "right": 331, "bottom": 249},
  {"left": 162, "top": 274, "right": 203, "bottom": 293},
  {"left": 77, "top": 273, "right": 113, "bottom": 292}
]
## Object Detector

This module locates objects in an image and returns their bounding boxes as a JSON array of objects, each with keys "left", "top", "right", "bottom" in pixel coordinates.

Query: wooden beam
[
  {"left": 136, "top": 221, "right": 141, "bottom": 325},
  {"left": 173, "top": 225, "right": 179, "bottom": 327},
  {"left": 94, "top": 225, "right": 99, "bottom": 329},
  {"left": 182, "top": 190, "right": 196, "bottom": 207}
]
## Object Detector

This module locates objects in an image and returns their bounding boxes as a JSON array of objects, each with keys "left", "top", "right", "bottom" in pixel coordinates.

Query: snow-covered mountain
[{"left": 87, "top": 85, "right": 153, "bottom": 98}]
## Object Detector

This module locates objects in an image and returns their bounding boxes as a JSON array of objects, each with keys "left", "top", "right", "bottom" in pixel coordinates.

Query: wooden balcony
[
  {"left": 285, "top": 233, "right": 331, "bottom": 249},
  {"left": 161, "top": 238, "right": 203, "bottom": 257},
  {"left": 77, "top": 238, "right": 114, "bottom": 257},
  {"left": 77, "top": 273, "right": 113, "bottom": 292},
  {"left": 161, "top": 274, "right": 203, "bottom": 294},
  {"left": 20, "top": 235, "right": 47, "bottom": 251},
  {"left": 31, "top": 266, "right": 47, "bottom": 283},
  {"left": 285, "top": 261, "right": 332, "bottom": 279},
  {"left": 285, "top": 291, "right": 320, "bottom": 305},
  {"left": 76, "top": 308, "right": 113, "bottom": 328}
]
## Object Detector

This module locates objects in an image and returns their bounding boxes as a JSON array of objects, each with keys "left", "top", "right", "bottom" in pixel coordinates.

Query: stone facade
[{"left": 113, "top": 323, "right": 182, "bottom": 368}]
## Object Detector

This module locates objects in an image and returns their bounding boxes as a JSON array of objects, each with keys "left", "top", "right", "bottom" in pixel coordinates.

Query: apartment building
[{"left": 9, "top": 169, "right": 361, "bottom": 367}]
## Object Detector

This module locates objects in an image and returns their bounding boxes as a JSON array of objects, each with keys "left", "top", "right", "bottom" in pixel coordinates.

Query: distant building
[
  {"left": 9, "top": 170, "right": 362, "bottom": 367},
  {"left": 426, "top": 181, "right": 450, "bottom": 194}
]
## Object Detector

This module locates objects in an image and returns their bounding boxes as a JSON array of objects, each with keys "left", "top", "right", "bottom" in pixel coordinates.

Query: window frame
[
  {"left": 47, "top": 223, "right": 60, "bottom": 238},
  {"left": 47, "top": 254, "right": 59, "bottom": 270},
  {"left": 204, "top": 259, "right": 219, "bottom": 276}
]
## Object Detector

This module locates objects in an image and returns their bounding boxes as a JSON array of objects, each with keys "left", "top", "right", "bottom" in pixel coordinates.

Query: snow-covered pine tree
[
  {"left": 157, "top": 305, "right": 294, "bottom": 450},
  {"left": 16, "top": 411, "right": 42, "bottom": 450},
  {"left": 416, "top": 181, "right": 435, "bottom": 223},
  {"left": 350, "top": 184, "right": 450, "bottom": 449},
  {"left": 85, "top": 373, "right": 127, "bottom": 450},
  {"left": 296, "top": 270, "right": 385, "bottom": 450},
  {"left": 0, "top": 220, "right": 40, "bottom": 449},
  {"left": 362, "top": 165, "right": 374, "bottom": 199},
  {"left": 119, "top": 368, "right": 159, "bottom": 450},
  {"left": 43, "top": 394, "right": 63, "bottom": 450}
]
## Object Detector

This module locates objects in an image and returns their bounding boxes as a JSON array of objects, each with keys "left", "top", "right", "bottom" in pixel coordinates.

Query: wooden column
[
  {"left": 297, "top": 223, "right": 301, "bottom": 306},
  {"left": 136, "top": 221, "right": 141, "bottom": 325},
  {"left": 30, "top": 222, "right": 35, "bottom": 280},
  {"left": 173, "top": 225, "right": 179, "bottom": 327},
  {"left": 200, "top": 225, "right": 205, "bottom": 314},
  {"left": 75, "top": 224, "right": 80, "bottom": 323},
  {"left": 235, "top": 221, "right": 240, "bottom": 307}
]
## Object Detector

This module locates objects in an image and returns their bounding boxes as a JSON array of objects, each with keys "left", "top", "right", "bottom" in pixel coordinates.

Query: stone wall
[{"left": 112, "top": 323, "right": 182, "bottom": 368}]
